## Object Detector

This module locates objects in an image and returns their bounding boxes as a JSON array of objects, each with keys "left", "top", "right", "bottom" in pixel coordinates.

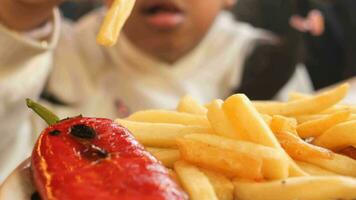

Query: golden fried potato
[
  {"left": 174, "top": 161, "right": 218, "bottom": 200},
  {"left": 177, "top": 95, "right": 207, "bottom": 115},
  {"left": 233, "top": 176, "right": 356, "bottom": 200}
]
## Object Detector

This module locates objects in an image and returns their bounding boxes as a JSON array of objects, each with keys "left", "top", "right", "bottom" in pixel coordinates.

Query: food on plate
[
  {"left": 313, "top": 120, "right": 356, "bottom": 150},
  {"left": 177, "top": 95, "right": 208, "bottom": 115},
  {"left": 270, "top": 115, "right": 298, "bottom": 137},
  {"left": 233, "top": 176, "right": 356, "bottom": 200},
  {"left": 253, "top": 83, "right": 349, "bottom": 116},
  {"left": 3, "top": 83, "right": 356, "bottom": 200},
  {"left": 97, "top": 0, "right": 136, "bottom": 46},
  {"left": 297, "top": 110, "right": 351, "bottom": 138},
  {"left": 115, "top": 83, "right": 356, "bottom": 199},
  {"left": 174, "top": 161, "right": 218, "bottom": 200},
  {"left": 274, "top": 131, "right": 333, "bottom": 161},
  {"left": 146, "top": 147, "right": 180, "bottom": 168},
  {"left": 116, "top": 119, "right": 213, "bottom": 147},
  {"left": 26, "top": 99, "right": 187, "bottom": 200}
]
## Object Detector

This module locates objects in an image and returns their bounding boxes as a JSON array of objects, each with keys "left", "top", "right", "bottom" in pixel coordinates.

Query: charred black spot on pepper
[
  {"left": 70, "top": 124, "right": 96, "bottom": 139},
  {"left": 82, "top": 144, "right": 109, "bottom": 161},
  {"left": 49, "top": 130, "right": 61, "bottom": 136},
  {"left": 31, "top": 192, "right": 41, "bottom": 200}
]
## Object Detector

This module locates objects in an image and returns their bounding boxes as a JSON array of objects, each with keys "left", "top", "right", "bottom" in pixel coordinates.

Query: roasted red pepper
[{"left": 27, "top": 99, "right": 187, "bottom": 200}]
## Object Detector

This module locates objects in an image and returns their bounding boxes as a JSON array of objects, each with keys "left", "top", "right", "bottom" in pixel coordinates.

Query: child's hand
[{"left": 0, "top": 0, "right": 62, "bottom": 31}]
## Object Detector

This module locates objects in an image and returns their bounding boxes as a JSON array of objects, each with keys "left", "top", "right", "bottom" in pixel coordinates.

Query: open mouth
[{"left": 141, "top": 0, "right": 185, "bottom": 29}]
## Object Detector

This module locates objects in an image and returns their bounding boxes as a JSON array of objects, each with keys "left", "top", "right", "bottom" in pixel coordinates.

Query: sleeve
[
  {"left": 233, "top": 36, "right": 304, "bottom": 100},
  {"left": 0, "top": 9, "right": 61, "bottom": 182}
]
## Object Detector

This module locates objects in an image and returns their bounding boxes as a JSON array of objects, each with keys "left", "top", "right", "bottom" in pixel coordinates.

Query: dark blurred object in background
[
  {"left": 301, "top": 0, "right": 356, "bottom": 89},
  {"left": 60, "top": 0, "right": 101, "bottom": 21},
  {"left": 232, "top": 0, "right": 307, "bottom": 95},
  {"left": 233, "top": 0, "right": 356, "bottom": 90}
]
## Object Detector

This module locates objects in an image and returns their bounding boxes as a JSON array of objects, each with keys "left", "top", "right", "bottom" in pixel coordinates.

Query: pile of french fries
[{"left": 116, "top": 83, "right": 356, "bottom": 200}]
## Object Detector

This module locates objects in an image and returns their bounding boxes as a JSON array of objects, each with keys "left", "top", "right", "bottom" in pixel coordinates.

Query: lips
[{"left": 141, "top": 0, "right": 185, "bottom": 30}]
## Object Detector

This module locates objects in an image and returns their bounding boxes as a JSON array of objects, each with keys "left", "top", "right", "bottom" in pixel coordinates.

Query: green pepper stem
[{"left": 26, "top": 98, "right": 60, "bottom": 125}]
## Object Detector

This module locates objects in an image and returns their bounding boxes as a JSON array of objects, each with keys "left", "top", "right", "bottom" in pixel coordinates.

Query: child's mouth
[{"left": 141, "top": 0, "right": 185, "bottom": 30}]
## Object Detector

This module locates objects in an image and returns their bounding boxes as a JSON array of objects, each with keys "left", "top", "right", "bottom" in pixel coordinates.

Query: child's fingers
[{"left": 104, "top": 0, "right": 114, "bottom": 8}]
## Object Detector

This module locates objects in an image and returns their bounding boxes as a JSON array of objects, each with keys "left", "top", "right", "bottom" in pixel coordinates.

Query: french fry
[
  {"left": 115, "top": 119, "right": 213, "bottom": 147},
  {"left": 177, "top": 95, "right": 207, "bottom": 115},
  {"left": 207, "top": 100, "right": 244, "bottom": 140},
  {"left": 319, "top": 105, "right": 354, "bottom": 114},
  {"left": 201, "top": 169, "right": 234, "bottom": 200},
  {"left": 274, "top": 131, "right": 333, "bottom": 161},
  {"left": 287, "top": 91, "right": 310, "bottom": 101},
  {"left": 183, "top": 134, "right": 289, "bottom": 180},
  {"left": 254, "top": 83, "right": 349, "bottom": 116},
  {"left": 270, "top": 115, "right": 298, "bottom": 135},
  {"left": 177, "top": 138, "right": 263, "bottom": 179},
  {"left": 127, "top": 110, "right": 210, "bottom": 127},
  {"left": 296, "top": 161, "right": 337, "bottom": 176},
  {"left": 146, "top": 147, "right": 180, "bottom": 168},
  {"left": 297, "top": 111, "right": 351, "bottom": 138},
  {"left": 223, "top": 94, "right": 281, "bottom": 147},
  {"left": 97, "top": 0, "right": 136, "bottom": 46},
  {"left": 174, "top": 161, "right": 218, "bottom": 200},
  {"left": 339, "top": 146, "right": 356, "bottom": 160},
  {"left": 222, "top": 94, "right": 307, "bottom": 176},
  {"left": 260, "top": 114, "right": 272, "bottom": 126},
  {"left": 233, "top": 176, "right": 356, "bottom": 200},
  {"left": 253, "top": 101, "right": 283, "bottom": 114},
  {"left": 303, "top": 153, "right": 356, "bottom": 177},
  {"left": 313, "top": 120, "right": 356, "bottom": 151},
  {"left": 288, "top": 92, "right": 356, "bottom": 114},
  {"left": 295, "top": 114, "right": 327, "bottom": 124}
]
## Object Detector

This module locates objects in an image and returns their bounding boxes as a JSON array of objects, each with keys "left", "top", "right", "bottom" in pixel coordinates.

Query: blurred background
[{"left": 60, "top": 0, "right": 356, "bottom": 90}]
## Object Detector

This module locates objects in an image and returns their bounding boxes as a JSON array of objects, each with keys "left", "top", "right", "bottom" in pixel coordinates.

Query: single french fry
[
  {"left": 254, "top": 83, "right": 349, "bottom": 116},
  {"left": 297, "top": 111, "right": 351, "bottom": 138},
  {"left": 183, "top": 134, "right": 289, "bottom": 180},
  {"left": 146, "top": 147, "right": 180, "bottom": 168},
  {"left": 223, "top": 94, "right": 307, "bottom": 176},
  {"left": 296, "top": 161, "right": 337, "bottom": 176},
  {"left": 174, "top": 161, "right": 218, "bottom": 200},
  {"left": 177, "top": 138, "right": 263, "bottom": 179},
  {"left": 295, "top": 114, "right": 327, "bottom": 124},
  {"left": 313, "top": 120, "right": 356, "bottom": 151},
  {"left": 275, "top": 131, "right": 333, "bottom": 161},
  {"left": 177, "top": 95, "right": 207, "bottom": 115},
  {"left": 252, "top": 101, "right": 283, "bottom": 116},
  {"left": 288, "top": 91, "right": 310, "bottom": 101},
  {"left": 223, "top": 94, "right": 281, "bottom": 147},
  {"left": 207, "top": 100, "right": 244, "bottom": 140},
  {"left": 303, "top": 152, "right": 356, "bottom": 177},
  {"left": 200, "top": 169, "right": 234, "bottom": 200},
  {"left": 319, "top": 105, "right": 353, "bottom": 114},
  {"left": 115, "top": 119, "right": 213, "bottom": 147},
  {"left": 97, "top": 0, "right": 136, "bottom": 46},
  {"left": 233, "top": 176, "right": 356, "bottom": 200},
  {"left": 295, "top": 113, "right": 356, "bottom": 124},
  {"left": 127, "top": 110, "right": 210, "bottom": 127},
  {"left": 270, "top": 115, "right": 298, "bottom": 135},
  {"left": 288, "top": 92, "right": 356, "bottom": 114}
]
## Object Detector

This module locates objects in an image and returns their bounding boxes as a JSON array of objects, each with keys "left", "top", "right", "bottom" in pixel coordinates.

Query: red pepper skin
[{"left": 32, "top": 117, "right": 188, "bottom": 200}]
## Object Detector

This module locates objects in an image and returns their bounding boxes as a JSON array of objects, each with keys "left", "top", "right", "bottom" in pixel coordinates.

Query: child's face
[{"left": 123, "top": 0, "right": 235, "bottom": 63}]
